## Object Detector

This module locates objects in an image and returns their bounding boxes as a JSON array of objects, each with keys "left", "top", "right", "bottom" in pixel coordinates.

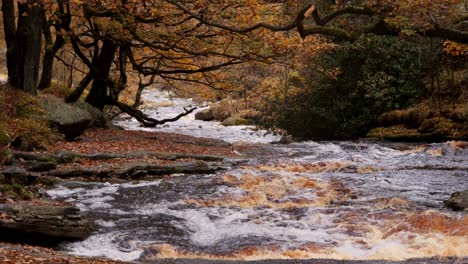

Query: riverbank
[
  {"left": 0, "top": 128, "right": 245, "bottom": 262},
  {"left": 0, "top": 242, "right": 126, "bottom": 263},
  {"left": 0, "top": 241, "right": 465, "bottom": 264}
]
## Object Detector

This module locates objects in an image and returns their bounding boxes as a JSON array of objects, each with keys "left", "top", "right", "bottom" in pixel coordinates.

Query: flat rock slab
[
  {"left": 12, "top": 150, "right": 230, "bottom": 163},
  {"left": 48, "top": 161, "right": 226, "bottom": 179},
  {"left": 0, "top": 201, "right": 93, "bottom": 245}
]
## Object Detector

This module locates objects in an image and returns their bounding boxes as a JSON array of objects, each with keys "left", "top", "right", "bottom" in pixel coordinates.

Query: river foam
[
  {"left": 47, "top": 89, "right": 467, "bottom": 262},
  {"left": 113, "top": 89, "right": 280, "bottom": 144}
]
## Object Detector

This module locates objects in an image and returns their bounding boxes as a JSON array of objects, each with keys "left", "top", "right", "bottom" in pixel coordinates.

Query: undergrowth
[{"left": 0, "top": 85, "right": 58, "bottom": 151}]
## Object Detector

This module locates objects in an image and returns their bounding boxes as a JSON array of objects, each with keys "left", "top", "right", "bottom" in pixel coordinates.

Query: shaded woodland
[{"left": 0, "top": 0, "right": 466, "bottom": 150}]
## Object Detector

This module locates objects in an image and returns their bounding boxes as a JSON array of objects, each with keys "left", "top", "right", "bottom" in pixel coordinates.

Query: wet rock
[
  {"left": 444, "top": 190, "right": 468, "bottom": 211},
  {"left": 11, "top": 151, "right": 57, "bottom": 163},
  {"left": 19, "top": 161, "right": 57, "bottom": 172},
  {"left": 367, "top": 125, "right": 435, "bottom": 142},
  {"left": 117, "top": 161, "right": 222, "bottom": 178},
  {"left": 0, "top": 167, "right": 28, "bottom": 184},
  {"left": 369, "top": 117, "right": 467, "bottom": 142},
  {"left": 48, "top": 161, "right": 226, "bottom": 179},
  {"left": 0, "top": 201, "right": 93, "bottom": 244},
  {"left": 221, "top": 116, "right": 251, "bottom": 126},
  {"left": 15, "top": 150, "right": 229, "bottom": 164},
  {"left": 42, "top": 96, "right": 91, "bottom": 141},
  {"left": 195, "top": 108, "right": 214, "bottom": 121},
  {"left": 272, "top": 135, "right": 297, "bottom": 144},
  {"left": 195, "top": 100, "right": 235, "bottom": 122}
]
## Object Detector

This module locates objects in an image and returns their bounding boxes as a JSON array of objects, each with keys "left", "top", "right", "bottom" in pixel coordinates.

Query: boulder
[
  {"left": 72, "top": 100, "right": 108, "bottom": 128},
  {"left": 195, "top": 100, "right": 235, "bottom": 122},
  {"left": 0, "top": 202, "right": 93, "bottom": 244},
  {"left": 221, "top": 116, "right": 251, "bottom": 126},
  {"left": 444, "top": 190, "right": 468, "bottom": 211},
  {"left": 195, "top": 108, "right": 214, "bottom": 121},
  {"left": 42, "top": 96, "right": 91, "bottom": 141}
]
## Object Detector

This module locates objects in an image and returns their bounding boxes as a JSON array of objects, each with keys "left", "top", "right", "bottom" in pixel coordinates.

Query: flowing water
[{"left": 47, "top": 90, "right": 467, "bottom": 262}]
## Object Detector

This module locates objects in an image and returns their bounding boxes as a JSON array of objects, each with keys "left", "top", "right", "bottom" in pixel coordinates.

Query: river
[{"left": 47, "top": 89, "right": 467, "bottom": 263}]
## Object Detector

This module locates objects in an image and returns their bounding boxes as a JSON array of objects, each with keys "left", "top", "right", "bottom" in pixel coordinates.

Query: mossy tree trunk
[{"left": 2, "top": 0, "right": 43, "bottom": 95}]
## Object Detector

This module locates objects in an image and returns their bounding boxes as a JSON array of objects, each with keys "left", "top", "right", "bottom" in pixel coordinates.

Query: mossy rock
[
  {"left": 418, "top": 117, "right": 449, "bottom": 133},
  {"left": 42, "top": 96, "right": 91, "bottom": 141},
  {"left": 444, "top": 190, "right": 468, "bottom": 211},
  {"left": 418, "top": 117, "right": 466, "bottom": 141},
  {"left": 378, "top": 106, "right": 430, "bottom": 128},
  {"left": 367, "top": 125, "right": 434, "bottom": 142},
  {"left": 221, "top": 116, "right": 252, "bottom": 126},
  {"left": 195, "top": 108, "right": 214, "bottom": 121},
  {"left": 0, "top": 184, "right": 35, "bottom": 200},
  {"left": 72, "top": 100, "right": 108, "bottom": 128}
]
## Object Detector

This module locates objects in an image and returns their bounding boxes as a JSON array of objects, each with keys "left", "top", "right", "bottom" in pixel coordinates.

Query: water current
[{"left": 47, "top": 89, "right": 467, "bottom": 262}]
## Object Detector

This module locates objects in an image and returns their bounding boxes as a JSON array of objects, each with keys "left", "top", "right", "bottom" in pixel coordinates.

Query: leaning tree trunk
[
  {"left": 38, "top": 0, "right": 70, "bottom": 90},
  {"left": 85, "top": 39, "right": 117, "bottom": 110},
  {"left": 16, "top": 0, "right": 43, "bottom": 95}
]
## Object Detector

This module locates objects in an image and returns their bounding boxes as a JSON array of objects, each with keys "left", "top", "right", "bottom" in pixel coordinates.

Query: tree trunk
[
  {"left": 2, "top": 0, "right": 19, "bottom": 88},
  {"left": 85, "top": 39, "right": 117, "bottom": 110},
  {"left": 16, "top": 0, "right": 43, "bottom": 95},
  {"left": 38, "top": 0, "right": 70, "bottom": 90},
  {"left": 65, "top": 72, "right": 94, "bottom": 103}
]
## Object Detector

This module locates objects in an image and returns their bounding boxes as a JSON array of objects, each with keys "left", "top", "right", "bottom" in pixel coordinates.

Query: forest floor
[{"left": 49, "top": 128, "right": 239, "bottom": 156}]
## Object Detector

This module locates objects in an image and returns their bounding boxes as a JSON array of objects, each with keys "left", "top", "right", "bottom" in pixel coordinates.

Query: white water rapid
[
  {"left": 113, "top": 89, "right": 280, "bottom": 144},
  {"left": 47, "top": 89, "right": 467, "bottom": 263}
]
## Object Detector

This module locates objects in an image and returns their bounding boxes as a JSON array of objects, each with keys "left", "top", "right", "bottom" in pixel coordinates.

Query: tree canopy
[{"left": 1, "top": 0, "right": 467, "bottom": 122}]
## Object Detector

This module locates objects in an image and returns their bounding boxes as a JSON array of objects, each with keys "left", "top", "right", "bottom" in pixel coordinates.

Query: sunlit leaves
[{"left": 443, "top": 40, "right": 468, "bottom": 57}]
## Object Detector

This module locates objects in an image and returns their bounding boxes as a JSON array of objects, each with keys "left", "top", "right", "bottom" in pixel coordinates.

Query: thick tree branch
[
  {"left": 166, "top": 0, "right": 311, "bottom": 33},
  {"left": 113, "top": 101, "right": 197, "bottom": 127},
  {"left": 311, "top": 6, "right": 374, "bottom": 26}
]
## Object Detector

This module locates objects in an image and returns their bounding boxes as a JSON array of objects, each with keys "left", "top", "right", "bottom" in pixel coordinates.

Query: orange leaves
[
  {"left": 367, "top": 0, "right": 461, "bottom": 32},
  {"left": 443, "top": 40, "right": 468, "bottom": 57}
]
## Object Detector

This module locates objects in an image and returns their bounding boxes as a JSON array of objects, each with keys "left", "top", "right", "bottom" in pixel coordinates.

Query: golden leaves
[{"left": 443, "top": 40, "right": 468, "bottom": 57}]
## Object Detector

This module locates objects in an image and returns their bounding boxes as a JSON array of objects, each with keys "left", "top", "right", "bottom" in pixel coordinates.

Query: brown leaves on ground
[{"left": 49, "top": 128, "right": 237, "bottom": 157}]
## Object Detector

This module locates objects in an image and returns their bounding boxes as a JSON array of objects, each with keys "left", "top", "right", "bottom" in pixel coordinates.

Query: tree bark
[
  {"left": 16, "top": 0, "right": 43, "bottom": 95},
  {"left": 38, "top": 0, "right": 71, "bottom": 90},
  {"left": 85, "top": 39, "right": 117, "bottom": 110},
  {"left": 65, "top": 72, "right": 94, "bottom": 103},
  {"left": 2, "top": 0, "right": 19, "bottom": 88}
]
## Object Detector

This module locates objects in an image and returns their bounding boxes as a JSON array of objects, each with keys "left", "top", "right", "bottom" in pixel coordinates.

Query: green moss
[
  {"left": 367, "top": 125, "right": 434, "bottom": 142},
  {"left": 0, "top": 85, "right": 58, "bottom": 151},
  {"left": 0, "top": 183, "right": 35, "bottom": 200},
  {"left": 222, "top": 116, "right": 252, "bottom": 126},
  {"left": 11, "top": 118, "right": 56, "bottom": 151},
  {"left": 432, "top": 120, "right": 456, "bottom": 136}
]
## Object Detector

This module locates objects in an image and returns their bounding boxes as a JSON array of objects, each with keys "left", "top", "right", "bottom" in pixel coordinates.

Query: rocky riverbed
[{"left": 1, "top": 89, "right": 467, "bottom": 263}]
